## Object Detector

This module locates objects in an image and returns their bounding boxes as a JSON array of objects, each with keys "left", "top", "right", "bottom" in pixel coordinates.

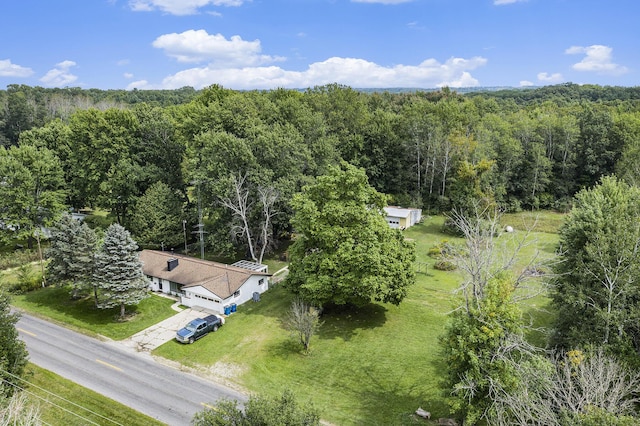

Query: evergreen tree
[
  {"left": 93, "top": 223, "right": 148, "bottom": 319},
  {"left": 0, "top": 293, "right": 28, "bottom": 399},
  {"left": 46, "top": 214, "right": 98, "bottom": 299}
]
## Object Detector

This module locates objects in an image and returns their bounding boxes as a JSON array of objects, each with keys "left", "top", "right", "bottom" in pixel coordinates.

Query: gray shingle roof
[{"left": 139, "top": 250, "right": 270, "bottom": 299}]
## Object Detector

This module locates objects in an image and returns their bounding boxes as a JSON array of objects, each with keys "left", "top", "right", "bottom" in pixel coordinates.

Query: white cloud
[
  {"left": 40, "top": 61, "right": 78, "bottom": 87},
  {"left": 537, "top": 72, "right": 563, "bottom": 83},
  {"left": 520, "top": 80, "right": 534, "bottom": 87},
  {"left": 130, "top": 55, "right": 487, "bottom": 90},
  {"left": 124, "top": 73, "right": 134, "bottom": 79},
  {"left": 129, "top": 0, "right": 243, "bottom": 16},
  {"left": 494, "top": 0, "right": 527, "bottom": 5},
  {"left": 153, "top": 30, "right": 285, "bottom": 67},
  {"left": 0, "top": 59, "right": 34, "bottom": 77},
  {"left": 566, "top": 44, "right": 628, "bottom": 75},
  {"left": 127, "top": 79, "right": 149, "bottom": 90}
]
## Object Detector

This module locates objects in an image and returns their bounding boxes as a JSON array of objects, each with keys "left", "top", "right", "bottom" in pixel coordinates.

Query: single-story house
[
  {"left": 383, "top": 206, "right": 422, "bottom": 230},
  {"left": 139, "top": 250, "right": 271, "bottom": 314}
]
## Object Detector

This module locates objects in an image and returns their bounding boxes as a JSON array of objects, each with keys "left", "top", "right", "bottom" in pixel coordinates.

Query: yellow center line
[
  {"left": 17, "top": 328, "right": 37, "bottom": 337},
  {"left": 201, "top": 402, "right": 218, "bottom": 411},
  {"left": 96, "top": 359, "right": 123, "bottom": 372}
]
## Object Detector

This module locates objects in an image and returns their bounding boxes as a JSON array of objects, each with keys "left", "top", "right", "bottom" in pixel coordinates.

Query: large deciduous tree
[
  {"left": 551, "top": 176, "right": 640, "bottom": 365},
  {"left": 129, "top": 181, "right": 185, "bottom": 250},
  {"left": 0, "top": 144, "right": 66, "bottom": 251},
  {"left": 286, "top": 162, "right": 415, "bottom": 307},
  {"left": 93, "top": 223, "right": 148, "bottom": 319}
]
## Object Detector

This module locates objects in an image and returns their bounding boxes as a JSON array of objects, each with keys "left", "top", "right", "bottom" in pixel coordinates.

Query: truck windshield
[{"left": 185, "top": 322, "right": 198, "bottom": 332}]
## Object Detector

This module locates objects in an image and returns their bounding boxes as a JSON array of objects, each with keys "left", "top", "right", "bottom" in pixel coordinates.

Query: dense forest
[{"left": 1, "top": 82, "right": 640, "bottom": 256}]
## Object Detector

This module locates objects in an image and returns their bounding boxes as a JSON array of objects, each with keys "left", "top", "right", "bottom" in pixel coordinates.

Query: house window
[
  {"left": 159, "top": 281, "right": 163, "bottom": 290},
  {"left": 233, "top": 290, "right": 240, "bottom": 297},
  {"left": 169, "top": 281, "right": 182, "bottom": 294},
  {"left": 259, "top": 278, "right": 265, "bottom": 285}
]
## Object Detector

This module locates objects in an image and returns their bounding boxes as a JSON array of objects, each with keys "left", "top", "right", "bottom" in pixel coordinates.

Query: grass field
[
  {"left": 22, "top": 365, "right": 164, "bottom": 426},
  {"left": 154, "top": 213, "right": 562, "bottom": 425},
  {"left": 4, "top": 212, "right": 564, "bottom": 425}
]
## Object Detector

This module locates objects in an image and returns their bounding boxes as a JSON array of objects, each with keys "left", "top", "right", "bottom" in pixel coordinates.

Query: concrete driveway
[{"left": 120, "top": 304, "right": 216, "bottom": 352}]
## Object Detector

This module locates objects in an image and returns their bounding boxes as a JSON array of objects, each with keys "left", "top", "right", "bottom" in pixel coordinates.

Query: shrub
[
  {"left": 434, "top": 260, "right": 457, "bottom": 271},
  {"left": 429, "top": 240, "right": 458, "bottom": 271},
  {"left": 8, "top": 265, "right": 43, "bottom": 294}
]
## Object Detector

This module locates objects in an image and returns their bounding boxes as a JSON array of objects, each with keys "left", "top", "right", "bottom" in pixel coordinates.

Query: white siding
[
  {"left": 179, "top": 276, "right": 270, "bottom": 314},
  {"left": 181, "top": 286, "right": 225, "bottom": 314}
]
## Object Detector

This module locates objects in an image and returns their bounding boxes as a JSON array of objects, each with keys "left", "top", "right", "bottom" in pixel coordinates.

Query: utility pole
[
  {"left": 191, "top": 182, "right": 207, "bottom": 259},
  {"left": 183, "top": 219, "right": 188, "bottom": 254}
]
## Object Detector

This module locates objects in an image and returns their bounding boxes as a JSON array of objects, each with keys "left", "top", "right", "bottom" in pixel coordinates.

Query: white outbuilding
[{"left": 383, "top": 206, "right": 422, "bottom": 230}]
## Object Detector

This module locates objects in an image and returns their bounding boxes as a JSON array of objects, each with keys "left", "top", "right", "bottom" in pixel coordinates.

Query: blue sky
[{"left": 1, "top": 0, "right": 637, "bottom": 90}]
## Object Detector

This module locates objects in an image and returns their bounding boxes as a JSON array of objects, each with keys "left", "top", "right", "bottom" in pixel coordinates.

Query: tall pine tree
[
  {"left": 93, "top": 224, "right": 148, "bottom": 319},
  {"left": 46, "top": 214, "right": 98, "bottom": 299}
]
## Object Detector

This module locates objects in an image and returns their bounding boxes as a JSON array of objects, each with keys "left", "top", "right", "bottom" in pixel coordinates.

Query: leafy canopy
[
  {"left": 286, "top": 161, "right": 415, "bottom": 307},
  {"left": 192, "top": 389, "right": 320, "bottom": 426},
  {"left": 551, "top": 176, "right": 640, "bottom": 365}
]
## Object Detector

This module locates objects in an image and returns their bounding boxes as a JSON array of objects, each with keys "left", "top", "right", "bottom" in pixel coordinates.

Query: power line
[
  {"left": 1, "top": 368, "right": 125, "bottom": 426},
  {"left": 0, "top": 381, "right": 54, "bottom": 426},
  {"left": 1, "top": 377, "right": 94, "bottom": 426}
]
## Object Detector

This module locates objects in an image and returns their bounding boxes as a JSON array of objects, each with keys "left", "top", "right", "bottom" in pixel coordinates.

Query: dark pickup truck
[{"left": 175, "top": 314, "right": 225, "bottom": 344}]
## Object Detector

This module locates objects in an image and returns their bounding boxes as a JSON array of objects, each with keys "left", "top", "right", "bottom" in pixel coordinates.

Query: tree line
[{"left": 2, "top": 83, "right": 640, "bottom": 259}]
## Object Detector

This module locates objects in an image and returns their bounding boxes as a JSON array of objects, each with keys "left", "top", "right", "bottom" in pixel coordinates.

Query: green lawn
[
  {"left": 23, "top": 364, "right": 165, "bottom": 426},
  {"left": 154, "top": 214, "right": 561, "bottom": 425},
  {"left": 4, "top": 212, "right": 563, "bottom": 425},
  {"left": 10, "top": 287, "right": 177, "bottom": 340}
]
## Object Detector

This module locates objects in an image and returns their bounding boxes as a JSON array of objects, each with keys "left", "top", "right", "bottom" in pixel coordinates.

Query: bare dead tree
[
  {"left": 257, "top": 185, "right": 279, "bottom": 265},
  {"left": 284, "top": 297, "right": 321, "bottom": 352},
  {"left": 489, "top": 348, "right": 640, "bottom": 425},
  {"left": 220, "top": 173, "right": 278, "bottom": 264},
  {"left": 446, "top": 202, "right": 549, "bottom": 314},
  {"left": 220, "top": 174, "right": 255, "bottom": 260}
]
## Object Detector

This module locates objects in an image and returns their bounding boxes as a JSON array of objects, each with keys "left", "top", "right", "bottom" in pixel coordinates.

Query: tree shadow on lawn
[
  {"left": 315, "top": 303, "right": 388, "bottom": 342},
  {"left": 20, "top": 285, "right": 138, "bottom": 325},
  {"left": 336, "top": 360, "right": 449, "bottom": 425}
]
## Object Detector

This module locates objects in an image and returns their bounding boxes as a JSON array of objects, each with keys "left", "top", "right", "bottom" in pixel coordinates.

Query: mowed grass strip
[
  {"left": 23, "top": 364, "right": 165, "bottom": 426},
  {"left": 10, "top": 287, "right": 176, "bottom": 340}
]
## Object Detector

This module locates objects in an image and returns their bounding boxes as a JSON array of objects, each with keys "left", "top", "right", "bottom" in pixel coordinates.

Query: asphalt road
[{"left": 16, "top": 313, "right": 247, "bottom": 425}]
